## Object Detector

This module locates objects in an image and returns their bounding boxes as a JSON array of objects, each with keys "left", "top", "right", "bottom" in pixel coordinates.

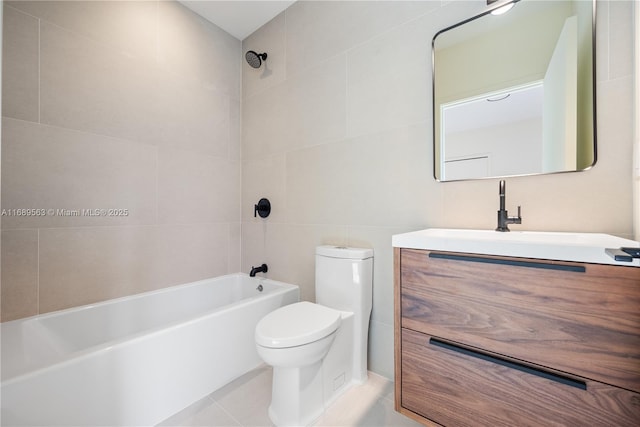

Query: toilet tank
[
  {"left": 315, "top": 246, "right": 374, "bottom": 312},
  {"left": 315, "top": 245, "right": 373, "bottom": 383}
]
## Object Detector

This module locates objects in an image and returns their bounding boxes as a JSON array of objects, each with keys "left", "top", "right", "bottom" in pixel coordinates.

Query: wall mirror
[{"left": 433, "top": 0, "right": 596, "bottom": 181}]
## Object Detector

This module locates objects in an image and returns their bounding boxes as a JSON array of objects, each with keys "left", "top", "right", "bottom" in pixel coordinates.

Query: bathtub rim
[{"left": 1, "top": 273, "right": 298, "bottom": 385}]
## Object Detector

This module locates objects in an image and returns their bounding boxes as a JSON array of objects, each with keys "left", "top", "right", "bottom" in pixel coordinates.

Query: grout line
[
  {"left": 36, "top": 228, "right": 40, "bottom": 314},
  {"left": 2, "top": 116, "right": 160, "bottom": 150},
  {"left": 154, "top": 147, "right": 159, "bottom": 225},
  {"left": 38, "top": 18, "right": 41, "bottom": 124},
  {"left": 344, "top": 46, "right": 349, "bottom": 143},
  {"left": 209, "top": 399, "right": 244, "bottom": 427},
  {"left": 283, "top": 8, "right": 288, "bottom": 83},
  {"left": 155, "top": 0, "right": 160, "bottom": 64},
  {"left": 606, "top": 0, "right": 611, "bottom": 82},
  {"left": 12, "top": 221, "right": 241, "bottom": 232}
]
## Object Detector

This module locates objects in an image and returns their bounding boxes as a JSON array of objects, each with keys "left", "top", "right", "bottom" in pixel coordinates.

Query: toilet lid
[{"left": 255, "top": 301, "right": 341, "bottom": 349}]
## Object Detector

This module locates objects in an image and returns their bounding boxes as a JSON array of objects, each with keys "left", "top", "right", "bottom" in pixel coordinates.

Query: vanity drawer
[
  {"left": 400, "top": 329, "right": 640, "bottom": 427},
  {"left": 400, "top": 248, "right": 640, "bottom": 393}
]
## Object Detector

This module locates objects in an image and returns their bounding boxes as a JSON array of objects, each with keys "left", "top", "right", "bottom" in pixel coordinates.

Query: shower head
[{"left": 245, "top": 50, "right": 267, "bottom": 69}]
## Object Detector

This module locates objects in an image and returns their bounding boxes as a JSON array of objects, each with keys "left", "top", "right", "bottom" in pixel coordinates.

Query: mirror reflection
[{"left": 433, "top": 0, "right": 595, "bottom": 182}]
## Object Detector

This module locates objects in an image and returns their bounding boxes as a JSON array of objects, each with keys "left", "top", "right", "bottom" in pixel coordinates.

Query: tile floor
[{"left": 157, "top": 365, "right": 424, "bottom": 427}]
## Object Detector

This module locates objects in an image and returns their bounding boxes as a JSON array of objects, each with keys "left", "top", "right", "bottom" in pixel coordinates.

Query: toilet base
[
  {"left": 269, "top": 361, "right": 325, "bottom": 427},
  {"left": 266, "top": 313, "right": 359, "bottom": 426}
]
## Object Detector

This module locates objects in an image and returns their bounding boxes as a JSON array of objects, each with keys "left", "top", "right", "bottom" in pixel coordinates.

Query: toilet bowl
[
  {"left": 255, "top": 301, "right": 341, "bottom": 368},
  {"left": 256, "top": 301, "right": 343, "bottom": 426},
  {"left": 255, "top": 246, "right": 373, "bottom": 427}
]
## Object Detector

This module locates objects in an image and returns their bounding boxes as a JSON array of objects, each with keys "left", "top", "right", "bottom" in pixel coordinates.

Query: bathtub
[{"left": 1, "top": 273, "right": 299, "bottom": 426}]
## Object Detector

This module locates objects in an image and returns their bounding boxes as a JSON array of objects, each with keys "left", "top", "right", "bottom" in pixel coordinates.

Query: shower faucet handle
[{"left": 254, "top": 198, "right": 271, "bottom": 218}]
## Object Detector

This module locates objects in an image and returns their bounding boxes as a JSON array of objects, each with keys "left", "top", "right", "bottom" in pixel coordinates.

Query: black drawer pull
[
  {"left": 429, "top": 338, "right": 587, "bottom": 390},
  {"left": 429, "top": 252, "right": 586, "bottom": 273}
]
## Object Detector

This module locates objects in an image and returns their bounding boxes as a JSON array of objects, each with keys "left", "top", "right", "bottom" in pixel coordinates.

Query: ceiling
[{"left": 178, "top": 1, "right": 296, "bottom": 40}]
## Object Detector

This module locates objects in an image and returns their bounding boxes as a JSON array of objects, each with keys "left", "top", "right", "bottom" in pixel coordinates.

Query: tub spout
[{"left": 250, "top": 264, "right": 268, "bottom": 277}]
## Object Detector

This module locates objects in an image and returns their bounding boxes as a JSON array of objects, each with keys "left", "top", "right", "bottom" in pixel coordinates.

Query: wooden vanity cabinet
[{"left": 394, "top": 247, "right": 640, "bottom": 427}]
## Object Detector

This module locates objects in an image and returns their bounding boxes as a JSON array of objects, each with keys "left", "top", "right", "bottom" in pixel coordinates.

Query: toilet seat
[{"left": 255, "top": 301, "right": 341, "bottom": 348}]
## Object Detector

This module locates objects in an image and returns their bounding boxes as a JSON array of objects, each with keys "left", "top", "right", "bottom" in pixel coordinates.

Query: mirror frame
[{"left": 432, "top": 0, "right": 597, "bottom": 182}]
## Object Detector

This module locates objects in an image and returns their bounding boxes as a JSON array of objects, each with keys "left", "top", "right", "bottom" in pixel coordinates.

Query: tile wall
[
  {"left": 1, "top": 1, "right": 241, "bottom": 321},
  {"left": 241, "top": 0, "right": 635, "bottom": 379}
]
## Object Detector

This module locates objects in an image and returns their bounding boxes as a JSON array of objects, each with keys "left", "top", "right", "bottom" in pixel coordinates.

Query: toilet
[{"left": 255, "top": 246, "right": 373, "bottom": 426}]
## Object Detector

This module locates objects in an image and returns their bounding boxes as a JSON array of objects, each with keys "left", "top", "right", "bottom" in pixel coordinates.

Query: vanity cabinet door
[
  {"left": 400, "top": 248, "right": 640, "bottom": 393},
  {"left": 401, "top": 329, "right": 640, "bottom": 427}
]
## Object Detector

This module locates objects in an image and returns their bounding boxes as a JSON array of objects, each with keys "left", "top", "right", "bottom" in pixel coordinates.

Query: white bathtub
[{"left": 1, "top": 273, "right": 299, "bottom": 426}]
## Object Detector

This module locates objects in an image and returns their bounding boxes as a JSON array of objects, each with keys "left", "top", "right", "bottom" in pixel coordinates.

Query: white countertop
[{"left": 392, "top": 228, "right": 640, "bottom": 267}]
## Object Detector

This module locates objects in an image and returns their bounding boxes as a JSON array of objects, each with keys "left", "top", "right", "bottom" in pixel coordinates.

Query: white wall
[{"left": 241, "top": 0, "right": 637, "bottom": 379}]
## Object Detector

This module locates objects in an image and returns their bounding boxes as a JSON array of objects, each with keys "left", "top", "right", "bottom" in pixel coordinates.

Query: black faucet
[
  {"left": 496, "top": 180, "right": 522, "bottom": 232},
  {"left": 249, "top": 264, "right": 268, "bottom": 277}
]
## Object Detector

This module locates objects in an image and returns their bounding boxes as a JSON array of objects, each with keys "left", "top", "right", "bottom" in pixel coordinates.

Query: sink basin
[{"left": 392, "top": 228, "right": 640, "bottom": 266}]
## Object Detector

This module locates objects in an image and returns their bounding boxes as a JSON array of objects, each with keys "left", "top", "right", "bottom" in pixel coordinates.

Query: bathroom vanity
[{"left": 393, "top": 229, "right": 640, "bottom": 426}]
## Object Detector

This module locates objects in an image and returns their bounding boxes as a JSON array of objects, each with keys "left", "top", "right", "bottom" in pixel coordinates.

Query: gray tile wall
[
  {"left": 241, "top": 0, "right": 636, "bottom": 379},
  {"left": 1, "top": 1, "right": 241, "bottom": 321}
]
